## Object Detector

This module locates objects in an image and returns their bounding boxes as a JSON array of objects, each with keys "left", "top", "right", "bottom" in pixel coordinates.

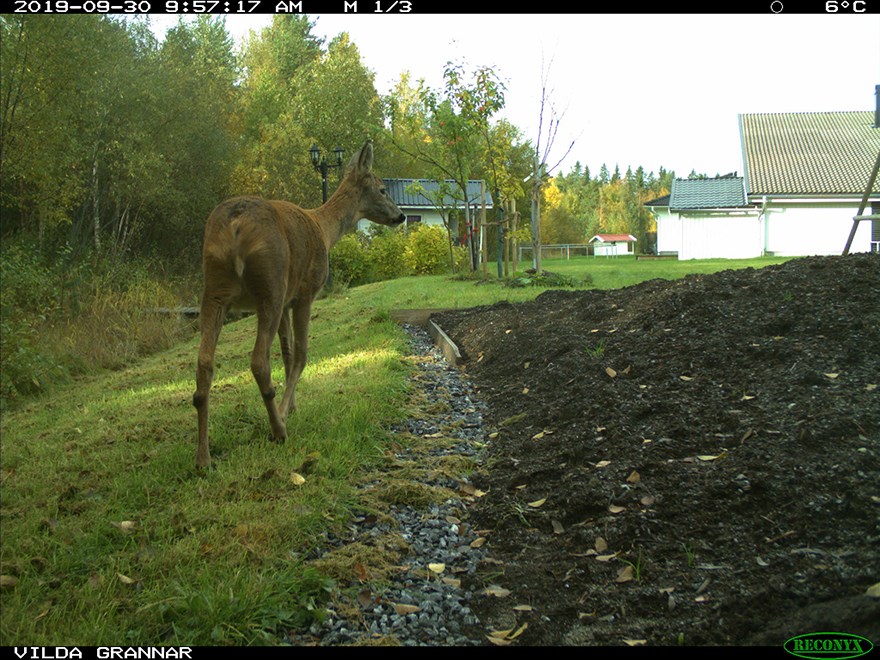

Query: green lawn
[{"left": 0, "top": 255, "right": 792, "bottom": 645}]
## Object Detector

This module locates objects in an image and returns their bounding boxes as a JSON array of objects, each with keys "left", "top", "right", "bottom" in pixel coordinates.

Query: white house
[
  {"left": 357, "top": 178, "right": 493, "bottom": 237},
  {"left": 646, "top": 91, "right": 880, "bottom": 260},
  {"left": 589, "top": 233, "right": 637, "bottom": 256}
]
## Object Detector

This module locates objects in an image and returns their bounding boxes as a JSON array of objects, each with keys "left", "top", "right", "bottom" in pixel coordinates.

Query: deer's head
[{"left": 347, "top": 141, "right": 406, "bottom": 227}]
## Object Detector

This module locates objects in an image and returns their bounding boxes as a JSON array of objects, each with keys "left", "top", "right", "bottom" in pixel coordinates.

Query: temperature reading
[
  {"left": 825, "top": 0, "right": 867, "bottom": 9},
  {"left": 375, "top": 0, "right": 412, "bottom": 10}
]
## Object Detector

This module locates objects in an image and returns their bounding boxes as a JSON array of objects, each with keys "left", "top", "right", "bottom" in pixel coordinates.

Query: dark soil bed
[{"left": 433, "top": 253, "right": 880, "bottom": 646}]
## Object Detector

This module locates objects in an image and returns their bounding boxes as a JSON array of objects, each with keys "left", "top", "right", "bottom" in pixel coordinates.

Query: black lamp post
[{"left": 309, "top": 144, "right": 345, "bottom": 203}]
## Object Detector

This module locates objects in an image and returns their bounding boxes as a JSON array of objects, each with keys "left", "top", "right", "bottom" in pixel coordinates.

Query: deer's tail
[{"left": 230, "top": 218, "right": 246, "bottom": 279}]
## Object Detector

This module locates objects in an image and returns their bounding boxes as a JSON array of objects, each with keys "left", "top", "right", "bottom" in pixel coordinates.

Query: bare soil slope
[{"left": 434, "top": 253, "right": 880, "bottom": 646}]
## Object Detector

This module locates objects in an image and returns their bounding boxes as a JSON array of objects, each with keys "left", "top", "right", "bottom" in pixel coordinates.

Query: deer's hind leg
[
  {"left": 194, "top": 294, "right": 229, "bottom": 470},
  {"left": 251, "top": 299, "right": 288, "bottom": 444},
  {"left": 278, "top": 299, "right": 311, "bottom": 418},
  {"left": 277, "top": 304, "right": 295, "bottom": 419}
]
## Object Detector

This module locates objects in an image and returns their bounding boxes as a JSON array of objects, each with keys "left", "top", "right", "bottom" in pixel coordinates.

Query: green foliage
[
  {"left": 504, "top": 269, "right": 591, "bottom": 289},
  {"left": 0, "top": 237, "right": 196, "bottom": 410},
  {"left": 330, "top": 233, "right": 372, "bottom": 287},
  {"left": 403, "top": 225, "right": 451, "bottom": 275},
  {"left": 0, "top": 241, "right": 71, "bottom": 406},
  {"left": 367, "top": 226, "right": 409, "bottom": 281},
  {"left": 161, "top": 566, "right": 333, "bottom": 645}
]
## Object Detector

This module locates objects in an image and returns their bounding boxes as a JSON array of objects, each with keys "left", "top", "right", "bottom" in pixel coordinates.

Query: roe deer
[{"left": 193, "top": 140, "right": 405, "bottom": 469}]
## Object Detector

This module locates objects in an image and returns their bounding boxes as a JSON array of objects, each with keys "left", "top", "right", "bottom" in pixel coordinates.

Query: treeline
[
  {"left": 0, "top": 14, "right": 396, "bottom": 266},
  {"left": 1, "top": 14, "right": 682, "bottom": 267},
  {"left": 541, "top": 163, "right": 674, "bottom": 249}
]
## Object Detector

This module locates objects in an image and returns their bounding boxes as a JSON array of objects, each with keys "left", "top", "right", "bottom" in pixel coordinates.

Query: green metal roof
[
  {"left": 383, "top": 178, "right": 493, "bottom": 209},
  {"left": 670, "top": 177, "right": 748, "bottom": 210},
  {"left": 739, "top": 111, "right": 880, "bottom": 196}
]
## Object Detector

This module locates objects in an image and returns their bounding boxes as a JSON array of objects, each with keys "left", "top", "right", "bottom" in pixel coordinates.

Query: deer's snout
[{"left": 394, "top": 213, "right": 405, "bottom": 225}]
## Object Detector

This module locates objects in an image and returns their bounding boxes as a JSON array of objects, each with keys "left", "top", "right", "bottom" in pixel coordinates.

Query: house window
[{"left": 405, "top": 215, "right": 422, "bottom": 228}]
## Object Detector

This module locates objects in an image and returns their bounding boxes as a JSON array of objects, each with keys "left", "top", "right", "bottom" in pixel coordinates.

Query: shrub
[
  {"left": 330, "top": 234, "right": 373, "bottom": 287},
  {"left": 367, "top": 226, "right": 409, "bottom": 281},
  {"left": 402, "top": 225, "right": 452, "bottom": 276}
]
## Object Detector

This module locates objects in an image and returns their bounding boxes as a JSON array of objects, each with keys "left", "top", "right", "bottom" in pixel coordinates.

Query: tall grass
[{"left": 0, "top": 254, "right": 792, "bottom": 645}]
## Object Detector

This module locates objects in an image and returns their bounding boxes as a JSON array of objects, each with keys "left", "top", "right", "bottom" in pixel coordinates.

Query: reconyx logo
[{"left": 784, "top": 632, "right": 874, "bottom": 660}]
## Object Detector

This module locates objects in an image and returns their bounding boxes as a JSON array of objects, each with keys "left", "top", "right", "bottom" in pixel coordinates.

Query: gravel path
[{"left": 288, "top": 324, "right": 491, "bottom": 646}]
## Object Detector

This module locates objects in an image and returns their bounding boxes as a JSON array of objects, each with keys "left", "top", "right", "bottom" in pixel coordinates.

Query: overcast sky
[{"left": 151, "top": 13, "right": 880, "bottom": 180}]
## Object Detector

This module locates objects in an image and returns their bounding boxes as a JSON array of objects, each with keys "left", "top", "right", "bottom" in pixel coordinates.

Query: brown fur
[{"left": 193, "top": 141, "right": 405, "bottom": 469}]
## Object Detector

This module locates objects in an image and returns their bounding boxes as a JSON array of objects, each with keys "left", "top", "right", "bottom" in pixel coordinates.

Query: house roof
[
  {"left": 383, "top": 178, "right": 494, "bottom": 209},
  {"left": 669, "top": 177, "right": 749, "bottom": 210},
  {"left": 643, "top": 193, "right": 670, "bottom": 208},
  {"left": 739, "top": 111, "right": 880, "bottom": 196},
  {"left": 590, "top": 234, "right": 637, "bottom": 243}
]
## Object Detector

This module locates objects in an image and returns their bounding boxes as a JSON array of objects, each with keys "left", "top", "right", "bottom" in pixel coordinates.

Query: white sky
[{"left": 151, "top": 13, "right": 880, "bottom": 180}]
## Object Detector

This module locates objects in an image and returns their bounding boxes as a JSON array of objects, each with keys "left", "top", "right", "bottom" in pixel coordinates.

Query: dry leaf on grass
[
  {"left": 483, "top": 585, "right": 512, "bottom": 598},
  {"left": 615, "top": 565, "right": 634, "bottom": 583},
  {"left": 393, "top": 603, "right": 420, "bottom": 615}
]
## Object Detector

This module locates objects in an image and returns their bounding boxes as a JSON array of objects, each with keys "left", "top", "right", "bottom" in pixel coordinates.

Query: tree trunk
[{"left": 92, "top": 149, "right": 100, "bottom": 252}]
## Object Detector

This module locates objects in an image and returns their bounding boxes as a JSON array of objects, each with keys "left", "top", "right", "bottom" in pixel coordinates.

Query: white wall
[
  {"left": 357, "top": 208, "right": 448, "bottom": 234},
  {"left": 653, "top": 200, "right": 874, "bottom": 260},
  {"left": 763, "top": 202, "right": 872, "bottom": 256}
]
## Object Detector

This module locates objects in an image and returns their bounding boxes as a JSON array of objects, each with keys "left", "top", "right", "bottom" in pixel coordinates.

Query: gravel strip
[{"left": 289, "top": 323, "right": 491, "bottom": 646}]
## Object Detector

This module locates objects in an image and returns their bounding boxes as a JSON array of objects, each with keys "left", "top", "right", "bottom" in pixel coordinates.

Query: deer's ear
[{"left": 355, "top": 140, "right": 373, "bottom": 172}]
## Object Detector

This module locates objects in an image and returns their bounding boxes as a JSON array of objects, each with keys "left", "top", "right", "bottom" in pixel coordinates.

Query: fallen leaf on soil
[
  {"left": 528, "top": 498, "right": 547, "bottom": 508},
  {"left": 623, "top": 639, "right": 647, "bottom": 646},
  {"left": 605, "top": 367, "right": 617, "bottom": 378},
  {"left": 608, "top": 504, "right": 625, "bottom": 514},
  {"left": 289, "top": 472, "right": 306, "bottom": 486},
  {"left": 354, "top": 563, "right": 370, "bottom": 581},
  {"left": 595, "top": 537, "right": 608, "bottom": 552},
  {"left": 824, "top": 372, "right": 839, "bottom": 379},
  {"left": 866, "top": 582, "right": 880, "bottom": 598},
  {"left": 552, "top": 520, "right": 565, "bottom": 534},
  {"left": 596, "top": 554, "right": 618, "bottom": 562},
  {"left": 458, "top": 482, "right": 487, "bottom": 497},
  {"left": 442, "top": 577, "right": 461, "bottom": 588},
  {"left": 615, "top": 565, "right": 634, "bottom": 583},
  {"left": 357, "top": 589, "right": 375, "bottom": 608},
  {"left": 470, "top": 537, "right": 487, "bottom": 548},
  {"left": 626, "top": 471, "right": 640, "bottom": 483},
  {"left": 522, "top": 387, "right": 529, "bottom": 394},
  {"left": 680, "top": 375, "right": 694, "bottom": 381},
  {"left": 112, "top": 520, "right": 137, "bottom": 533},
  {"left": 486, "top": 635, "right": 511, "bottom": 646},
  {"left": 428, "top": 563, "right": 445, "bottom": 574},
  {"left": 867, "top": 383, "right": 877, "bottom": 391},
  {"left": 393, "top": 603, "right": 420, "bottom": 615},
  {"left": 0, "top": 575, "right": 18, "bottom": 589},
  {"left": 117, "top": 573, "right": 136, "bottom": 585},
  {"left": 595, "top": 460, "right": 611, "bottom": 468},
  {"left": 641, "top": 496, "right": 655, "bottom": 506},
  {"left": 483, "top": 585, "right": 512, "bottom": 598},
  {"left": 741, "top": 394, "right": 756, "bottom": 400},
  {"left": 513, "top": 604, "right": 533, "bottom": 611}
]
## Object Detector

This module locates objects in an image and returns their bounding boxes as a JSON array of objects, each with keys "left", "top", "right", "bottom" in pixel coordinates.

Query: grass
[{"left": 0, "top": 254, "right": 792, "bottom": 645}]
